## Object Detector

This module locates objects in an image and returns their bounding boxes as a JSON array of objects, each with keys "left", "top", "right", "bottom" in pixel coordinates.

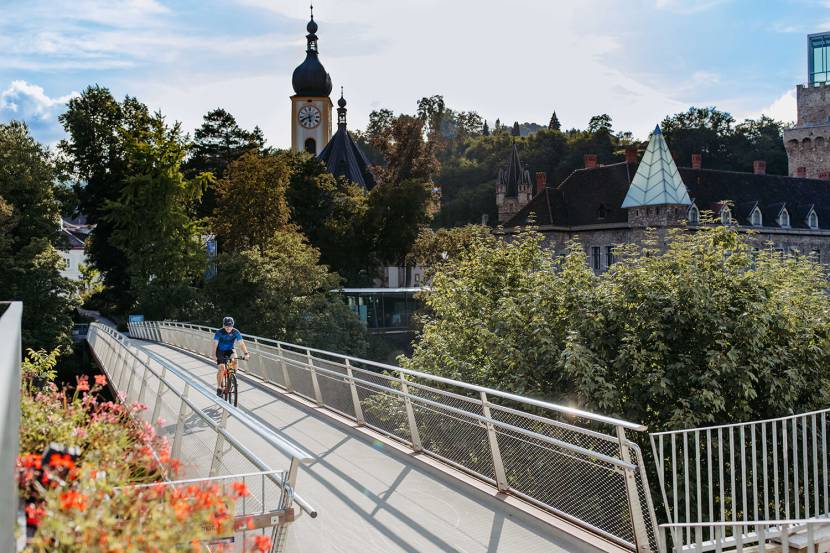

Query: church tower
[
  {"left": 496, "top": 142, "right": 532, "bottom": 224},
  {"left": 290, "top": 6, "right": 333, "bottom": 155}
]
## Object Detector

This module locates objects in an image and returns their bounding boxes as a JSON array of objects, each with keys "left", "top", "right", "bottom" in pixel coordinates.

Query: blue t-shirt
[{"left": 214, "top": 328, "right": 242, "bottom": 351}]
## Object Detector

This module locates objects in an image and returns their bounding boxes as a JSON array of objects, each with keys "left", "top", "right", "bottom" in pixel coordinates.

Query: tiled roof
[
  {"left": 505, "top": 162, "right": 830, "bottom": 230},
  {"left": 317, "top": 126, "right": 375, "bottom": 190},
  {"left": 621, "top": 126, "right": 691, "bottom": 208}
]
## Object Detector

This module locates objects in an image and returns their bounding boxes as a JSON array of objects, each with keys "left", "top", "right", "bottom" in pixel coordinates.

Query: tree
[
  {"left": 59, "top": 86, "right": 151, "bottom": 310},
  {"left": 185, "top": 108, "right": 265, "bottom": 217},
  {"left": 0, "top": 122, "right": 78, "bottom": 352},
  {"left": 366, "top": 178, "right": 435, "bottom": 266},
  {"left": 408, "top": 225, "right": 493, "bottom": 279},
  {"left": 660, "top": 107, "right": 737, "bottom": 170},
  {"left": 373, "top": 115, "right": 440, "bottom": 185},
  {"left": 482, "top": 120, "right": 490, "bottom": 136},
  {"left": 405, "top": 224, "right": 830, "bottom": 430},
  {"left": 588, "top": 113, "right": 613, "bottom": 135},
  {"left": 548, "top": 111, "right": 561, "bottom": 131},
  {"left": 202, "top": 229, "right": 367, "bottom": 355},
  {"left": 511, "top": 121, "right": 521, "bottom": 137},
  {"left": 416, "top": 95, "right": 446, "bottom": 140},
  {"left": 285, "top": 153, "right": 370, "bottom": 284},
  {"left": 212, "top": 151, "right": 291, "bottom": 254},
  {"left": 105, "top": 113, "right": 208, "bottom": 319}
]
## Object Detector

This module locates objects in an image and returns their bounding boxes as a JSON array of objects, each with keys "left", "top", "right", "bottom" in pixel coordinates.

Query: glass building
[
  {"left": 809, "top": 32, "right": 830, "bottom": 85},
  {"left": 332, "top": 288, "right": 424, "bottom": 334}
]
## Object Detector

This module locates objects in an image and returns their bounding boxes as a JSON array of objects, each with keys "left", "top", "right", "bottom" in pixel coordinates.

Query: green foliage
[
  {"left": 406, "top": 225, "right": 830, "bottom": 429},
  {"left": 202, "top": 229, "right": 367, "bottom": 355},
  {"left": 59, "top": 86, "right": 152, "bottom": 310},
  {"left": 0, "top": 122, "right": 78, "bottom": 353},
  {"left": 21, "top": 348, "right": 60, "bottom": 386},
  {"left": 185, "top": 107, "right": 266, "bottom": 217},
  {"left": 408, "top": 224, "right": 493, "bottom": 279},
  {"left": 212, "top": 150, "right": 291, "bottom": 254},
  {"left": 105, "top": 112, "right": 208, "bottom": 319}
]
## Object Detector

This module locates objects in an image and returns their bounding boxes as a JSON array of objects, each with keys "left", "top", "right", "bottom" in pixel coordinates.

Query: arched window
[
  {"left": 809, "top": 210, "right": 819, "bottom": 230},
  {"left": 779, "top": 208, "right": 790, "bottom": 228},
  {"left": 688, "top": 205, "right": 699, "bottom": 225},
  {"left": 720, "top": 207, "right": 731, "bottom": 225},
  {"left": 751, "top": 207, "right": 762, "bottom": 226},
  {"left": 304, "top": 138, "right": 317, "bottom": 154}
]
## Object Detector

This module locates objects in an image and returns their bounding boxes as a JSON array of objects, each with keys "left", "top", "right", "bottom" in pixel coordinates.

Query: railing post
[
  {"left": 307, "top": 350, "right": 323, "bottom": 405},
  {"left": 253, "top": 337, "right": 264, "bottom": 380},
  {"left": 400, "top": 373, "right": 422, "bottom": 451},
  {"left": 172, "top": 383, "right": 189, "bottom": 460},
  {"left": 345, "top": 359, "right": 364, "bottom": 425},
  {"left": 210, "top": 409, "right": 229, "bottom": 477},
  {"left": 137, "top": 355, "right": 149, "bottom": 405},
  {"left": 278, "top": 344, "right": 293, "bottom": 393},
  {"left": 480, "top": 391, "right": 509, "bottom": 492},
  {"left": 617, "top": 426, "right": 651, "bottom": 553},
  {"left": 125, "top": 350, "right": 138, "bottom": 398},
  {"left": 151, "top": 365, "right": 168, "bottom": 423}
]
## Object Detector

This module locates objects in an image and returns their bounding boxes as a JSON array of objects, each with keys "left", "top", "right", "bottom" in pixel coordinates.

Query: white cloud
[
  {"left": 739, "top": 89, "right": 797, "bottom": 124},
  {"left": 0, "top": 80, "right": 77, "bottom": 121},
  {"left": 654, "top": 0, "right": 728, "bottom": 14}
]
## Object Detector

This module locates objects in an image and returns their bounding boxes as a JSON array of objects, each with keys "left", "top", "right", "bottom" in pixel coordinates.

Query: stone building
[
  {"left": 784, "top": 32, "right": 830, "bottom": 178},
  {"left": 503, "top": 125, "right": 830, "bottom": 272},
  {"left": 496, "top": 143, "right": 534, "bottom": 223}
]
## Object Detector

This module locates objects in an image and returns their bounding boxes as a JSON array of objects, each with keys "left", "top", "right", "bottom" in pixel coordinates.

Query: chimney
[
  {"left": 820, "top": 171, "right": 830, "bottom": 180},
  {"left": 691, "top": 153, "right": 702, "bottom": 170},
  {"left": 535, "top": 172, "right": 547, "bottom": 194},
  {"left": 797, "top": 166, "right": 807, "bottom": 178},
  {"left": 583, "top": 154, "right": 598, "bottom": 169},
  {"left": 753, "top": 160, "right": 766, "bottom": 175},
  {"left": 625, "top": 147, "right": 638, "bottom": 164}
]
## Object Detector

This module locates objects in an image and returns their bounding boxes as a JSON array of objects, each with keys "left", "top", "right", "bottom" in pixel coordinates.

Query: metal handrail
[
  {"left": 0, "top": 302, "right": 22, "bottom": 553},
  {"left": 87, "top": 324, "right": 318, "bottom": 518},
  {"left": 168, "top": 322, "right": 646, "bottom": 431},
  {"left": 131, "top": 320, "right": 658, "bottom": 552}
]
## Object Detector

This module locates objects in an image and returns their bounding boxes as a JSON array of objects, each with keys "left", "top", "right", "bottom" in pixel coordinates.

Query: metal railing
[
  {"left": 87, "top": 324, "right": 317, "bottom": 552},
  {"left": 650, "top": 409, "right": 830, "bottom": 550},
  {"left": 130, "top": 320, "right": 658, "bottom": 552},
  {"left": 0, "top": 303, "right": 22, "bottom": 553},
  {"left": 661, "top": 519, "right": 830, "bottom": 552}
]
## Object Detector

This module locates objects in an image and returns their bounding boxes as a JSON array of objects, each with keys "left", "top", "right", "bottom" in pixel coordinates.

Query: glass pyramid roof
[{"left": 621, "top": 125, "right": 691, "bottom": 208}]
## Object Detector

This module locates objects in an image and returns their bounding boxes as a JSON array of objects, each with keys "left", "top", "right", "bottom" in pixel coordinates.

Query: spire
[
  {"left": 306, "top": 4, "right": 318, "bottom": 52},
  {"left": 291, "top": 5, "right": 332, "bottom": 96},
  {"left": 498, "top": 142, "right": 531, "bottom": 197},
  {"left": 337, "top": 87, "right": 347, "bottom": 127},
  {"left": 621, "top": 124, "right": 691, "bottom": 208}
]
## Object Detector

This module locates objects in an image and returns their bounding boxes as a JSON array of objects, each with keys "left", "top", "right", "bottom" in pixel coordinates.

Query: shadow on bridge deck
[{"left": 132, "top": 341, "right": 619, "bottom": 553}]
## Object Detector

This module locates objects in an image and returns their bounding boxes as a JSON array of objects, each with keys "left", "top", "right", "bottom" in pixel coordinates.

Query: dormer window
[
  {"left": 720, "top": 206, "right": 731, "bottom": 225},
  {"left": 688, "top": 204, "right": 699, "bottom": 225},
  {"left": 808, "top": 209, "right": 819, "bottom": 230},
  {"left": 750, "top": 207, "right": 762, "bottom": 227},
  {"left": 779, "top": 208, "right": 790, "bottom": 228}
]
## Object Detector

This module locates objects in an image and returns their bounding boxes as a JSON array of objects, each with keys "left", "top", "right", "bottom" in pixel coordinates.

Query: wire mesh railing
[
  {"left": 650, "top": 409, "right": 830, "bottom": 551},
  {"left": 87, "top": 323, "right": 317, "bottom": 552},
  {"left": 130, "top": 320, "right": 658, "bottom": 552}
]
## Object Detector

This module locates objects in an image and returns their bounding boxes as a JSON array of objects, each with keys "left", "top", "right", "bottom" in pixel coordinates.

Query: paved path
[{"left": 132, "top": 340, "right": 609, "bottom": 553}]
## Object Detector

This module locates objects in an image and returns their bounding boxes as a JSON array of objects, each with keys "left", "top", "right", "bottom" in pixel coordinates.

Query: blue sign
[{"left": 128, "top": 314, "right": 144, "bottom": 323}]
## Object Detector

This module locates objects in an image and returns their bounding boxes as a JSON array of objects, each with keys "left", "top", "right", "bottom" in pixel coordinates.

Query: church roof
[
  {"left": 621, "top": 125, "right": 691, "bottom": 208},
  {"left": 292, "top": 11, "right": 332, "bottom": 97},
  {"left": 317, "top": 92, "right": 375, "bottom": 190},
  {"left": 498, "top": 143, "right": 531, "bottom": 197}
]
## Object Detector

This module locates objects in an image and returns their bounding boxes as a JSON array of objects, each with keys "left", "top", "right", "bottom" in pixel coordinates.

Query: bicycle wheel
[{"left": 230, "top": 374, "right": 238, "bottom": 407}]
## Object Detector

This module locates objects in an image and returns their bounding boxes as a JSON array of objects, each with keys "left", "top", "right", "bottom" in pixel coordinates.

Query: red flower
[
  {"left": 76, "top": 375, "right": 90, "bottom": 392},
  {"left": 95, "top": 374, "right": 107, "bottom": 386},
  {"left": 48, "top": 453, "right": 75, "bottom": 471},
  {"left": 231, "top": 481, "right": 250, "bottom": 498},
  {"left": 59, "top": 490, "right": 87, "bottom": 511},
  {"left": 253, "top": 535, "right": 271, "bottom": 552},
  {"left": 25, "top": 502, "right": 45, "bottom": 526}
]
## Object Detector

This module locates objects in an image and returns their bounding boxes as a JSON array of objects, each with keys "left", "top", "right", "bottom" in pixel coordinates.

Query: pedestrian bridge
[{"left": 7, "top": 302, "right": 830, "bottom": 553}]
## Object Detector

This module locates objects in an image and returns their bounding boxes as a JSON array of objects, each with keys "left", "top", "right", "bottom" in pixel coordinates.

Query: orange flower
[
  {"left": 95, "top": 374, "right": 107, "bottom": 386},
  {"left": 49, "top": 453, "right": 75, "bottom": 470},
  {"left": 173, "top": 499, "right": 190, "bottom": 521},
  {"left": 59, "top": 490, "right": 88, "bottom": 511},
  {"left": 253, "top": 535, "right": 271, "bottom": 552},
  {"left": 77, "top": 375, "right": 90, "bottom": 392},
  {"left": 231, "top": 481, "right": 250, "bottom": 498}
]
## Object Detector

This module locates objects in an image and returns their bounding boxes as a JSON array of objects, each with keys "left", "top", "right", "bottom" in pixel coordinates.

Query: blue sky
[{"left": 0, "top": 0, "right": 823, "bottom": 147}]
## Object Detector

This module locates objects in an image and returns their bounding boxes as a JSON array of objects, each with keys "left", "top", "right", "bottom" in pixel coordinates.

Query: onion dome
[{"left": 291, "top": 7, "right": 332, "bottom": 97}]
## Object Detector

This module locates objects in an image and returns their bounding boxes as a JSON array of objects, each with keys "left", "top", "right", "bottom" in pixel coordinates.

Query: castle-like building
[
  {"left": 500, "top": 32, "right": 830, "bottom": 271},
  {"left": 290, "top": 8, "right": 374, "bottom": 190}
]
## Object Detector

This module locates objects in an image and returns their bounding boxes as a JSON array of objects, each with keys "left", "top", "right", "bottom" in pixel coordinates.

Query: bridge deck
[{"left": 133, "top": 340, "right": 616, "bottom": 553}]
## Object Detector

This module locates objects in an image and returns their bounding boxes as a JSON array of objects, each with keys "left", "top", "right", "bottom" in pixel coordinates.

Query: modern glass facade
[
  {"left": 809, "top": 32, "right": 830, "bottom": 85},
  {"left": 333, "top": 288, "right": 423, "bottom": 333}
]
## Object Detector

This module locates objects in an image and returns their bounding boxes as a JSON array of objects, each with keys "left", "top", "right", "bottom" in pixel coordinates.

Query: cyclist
[{"left": 212, "top": 316, "right": 250, "bottom": 397}]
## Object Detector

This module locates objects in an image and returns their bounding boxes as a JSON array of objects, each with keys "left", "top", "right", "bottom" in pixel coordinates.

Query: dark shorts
[{"left": 216, "top": 349, "right": 234, "bottom": 366}]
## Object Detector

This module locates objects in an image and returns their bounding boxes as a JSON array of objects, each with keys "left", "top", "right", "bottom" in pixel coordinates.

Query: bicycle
[{"left": 220, "top": 352, "right": 241, "bottom": 407}]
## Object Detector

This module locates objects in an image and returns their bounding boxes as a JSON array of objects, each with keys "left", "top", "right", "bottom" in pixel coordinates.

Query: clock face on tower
[{"left": 298, "top": 105, "right": 321, "bottom": 129}]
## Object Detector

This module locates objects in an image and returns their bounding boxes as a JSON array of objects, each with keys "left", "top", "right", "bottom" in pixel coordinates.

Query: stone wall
[{"left": 784, "top": 84, "right": 830, "bottom": 177}]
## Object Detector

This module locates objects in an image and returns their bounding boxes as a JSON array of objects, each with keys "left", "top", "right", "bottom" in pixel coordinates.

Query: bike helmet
[{"left": 222, "top": 316, "right": 234, "bottom": 327}]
